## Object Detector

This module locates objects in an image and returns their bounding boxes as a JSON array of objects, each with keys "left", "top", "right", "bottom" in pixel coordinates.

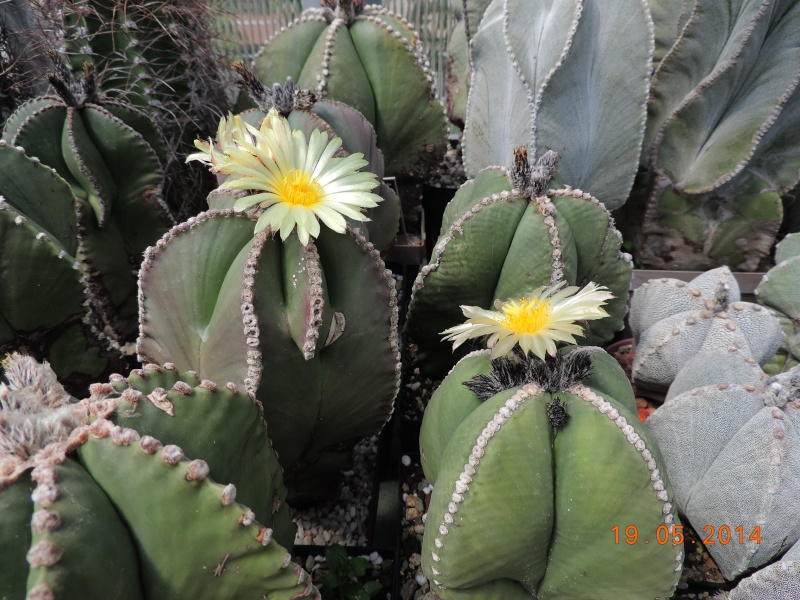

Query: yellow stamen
[
  {"left": 499, "top": 297, "right": 552, "bottom": 334},
  {"left": 278, "top": 169, "right": 323, "bottom": 207}
]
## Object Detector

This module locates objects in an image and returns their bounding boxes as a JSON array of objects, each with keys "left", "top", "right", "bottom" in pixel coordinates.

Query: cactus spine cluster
[
  {"left": 251, "top": 0, "right": 448, "bottom": 179},
  {"left": 420, "top": 348, "right": 682, "bottom": 599},
  {"left": 0, "top": 354, "right": 318, "bottom": 599}
]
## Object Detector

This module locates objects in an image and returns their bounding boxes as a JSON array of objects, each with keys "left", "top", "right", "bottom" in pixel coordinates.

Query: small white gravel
[{"left": 292, "top": 435, "right": 378, "bottom": 546}]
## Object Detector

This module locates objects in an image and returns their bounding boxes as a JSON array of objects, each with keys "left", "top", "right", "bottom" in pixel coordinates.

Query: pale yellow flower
[
  {"left": 187, "top": 110, "right": 381, "bottom": 245},
  {"left": 441, "top": 282, "right": 614, "bottom": 359}
]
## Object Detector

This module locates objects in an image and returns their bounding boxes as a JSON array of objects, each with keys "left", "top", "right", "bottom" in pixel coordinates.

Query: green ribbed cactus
[
  {"left": 634, "top": 0, "right": 800, "bottom": 270},
  {"left": 630, "top": 267, "right": 783, "bottom": 392},
  {"left": 0, "top": 353, "right": 318, "bottom": 600},
  {"left": 419, "top": 347, "right": 682, "bottom": 599},
  {"left": 137, "top": 210, "right": 399, "bottom": 497},
  {"left": 250, "top": 0, "right": 448, "bottom": 179},
  {"left": 646, "top": 351, "right": 800, "bottom": 579},
  {"left": 229, "top": 62, "right": 399, "bottom": 254},
  {"left": 461, "top": 0, "right": 653, "bottom": 210},
  {"left": 405, "top": 149, "right": 632, "bottom": 375},
  {"left": 443, "top": 0, "right": 490, "bottom": 127},
  {"left": 755, "top": 233, "right": 800, "bottom": 373},
  {"left": 1, "top": 62, "right": 174, "bottom": 350},
  {"left": 0, "top": 140, "right": 129, "bottom": 391}
]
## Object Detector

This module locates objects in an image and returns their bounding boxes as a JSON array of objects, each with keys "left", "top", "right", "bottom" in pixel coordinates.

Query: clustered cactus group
[{"left": 2, "top": 0, "right": 800, "bottom": 598}]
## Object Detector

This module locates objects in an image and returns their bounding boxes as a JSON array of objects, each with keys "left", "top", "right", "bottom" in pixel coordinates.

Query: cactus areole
[{"left": 419, "top": 347, "right": 682, "bottom": 599}]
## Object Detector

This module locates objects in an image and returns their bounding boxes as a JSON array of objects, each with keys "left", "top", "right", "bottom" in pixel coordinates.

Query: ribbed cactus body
[
  {"left": 405, "top": 165, "right": 632, "bottom": 375},
  {"left": 0, "top": 141, "right": 126, "bottom": 389},
  {"left": 755, "top": 232, "right": 800, "bottom": 373},
  {"left": 462, "top": 0, "right": 653, "bottom": 210},
  {"left": 137, "top": 210, "right": 399, "bottom": 495},
  {"left": 251, "top": 2, "right": 447, "bottom": 179},
  {"left": 630, "top": 267, "right": 782, "bottom": 391},
  {"left": 2, "top": 94, "right": 173, "bottom": 347},
  {"left": 636, "top": 0, "right": 800, "bottom": 270},
  {"left": 646, "top": 352, "right": 800, "bottom": 579},
  {"left": 722, "top": 538, "right": 800, "bottom": 599},
  {"left": 0, "top": 355, "right": 318, "bottom": 599},
  {"left": 420, "top": 348, "right": 682, "bottom": 599}
]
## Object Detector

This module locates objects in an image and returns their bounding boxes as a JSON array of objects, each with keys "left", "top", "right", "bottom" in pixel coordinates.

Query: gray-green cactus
[
  {"left": 229, "top": 63, "right": 399, "bottom": 254},
  {"left": 646, "top": 350, "right": 800, "bottom": 579},
  {"left": 405, "top": 149, "right": 632, "bottom": 375},
  {"left": 461, "top": 0, "right": 653, "bottom": 211},
  {"left": 136, "top": 209, "right": 399, "bottom": 498},
  {"left": 630, "top": 267, "right": 782, "bottom": 392},
  {"left": 443, "top": 0, "right": 491, "bottom": 127},
  {"left": 1, "top": 63, "right": 174, "bottom": 350},
  {"left": 420, "top": 347, "right": 682, "bottom": 599},
  {"left": 755, "top": 232, "right": 800, "bottom": 373},
  {"left": 250, "top": 0, "right": 448, "bottom": 179},
  {"left": 634, "top": 0, "right": 800, "bottom": 270},
  {"left": 0, "top": 353, "right": 318, "bottom": 599},
  {"left": 715, "top": 538, "right": 800, "bottom": 600},
  {"left": 0, "top": 141, "right": 127, "bottom": 390}
]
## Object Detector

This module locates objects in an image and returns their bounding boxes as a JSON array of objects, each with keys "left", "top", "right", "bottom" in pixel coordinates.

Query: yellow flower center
[
  {"left": 499, "top": 297, "right": 552, "bottom": 333},
  {"left": 278, "top": 169, "right": 323, "bottom": 207}
]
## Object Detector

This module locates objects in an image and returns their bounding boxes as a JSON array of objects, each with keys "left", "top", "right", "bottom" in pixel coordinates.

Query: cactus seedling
[
  {"left": 630, "top": 267, "right": 782, "bottom": 392},
  {"left": 0, "top": 354, "right": 318, "bottom": 599},
  {"left": 419, "top": 289, "right": 682, "bottom": 598},
  {"left": 250, "top": 0, "right": 448, "bottom": 179},
  {"left": 406, "top": 148, "right": 632, "bottom": 375}
]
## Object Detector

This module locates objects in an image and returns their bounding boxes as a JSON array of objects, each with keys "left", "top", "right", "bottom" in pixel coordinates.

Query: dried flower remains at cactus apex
[
  {"left": 187, "top": 109, "right": 382, "bottom": 245},
  {"left": 441, "top": 281, "right": 613, "bottom": 360}
]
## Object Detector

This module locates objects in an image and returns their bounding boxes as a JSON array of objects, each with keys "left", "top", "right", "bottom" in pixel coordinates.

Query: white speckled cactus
[
  {"left": 714, "top": 538, "right": 800, "bottom": 600},
  {"left": 646, "top": 351, "right": 800, "bottom": 579},
  {"left": 755, "top": 232, "right": 800, "bottom": 373},
  {"left": 630, "top": 267, "right": 782, "bottom": 392}
]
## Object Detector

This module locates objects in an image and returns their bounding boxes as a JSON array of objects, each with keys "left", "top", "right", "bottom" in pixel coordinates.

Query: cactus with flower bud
[
  {"left": 139, "top": 111, "right": 399, "bottom": 497},
  {"left": 646, "top": 350, "right": 800, "bottom": 579},
  {"left": 250, "top": 0, "right": 448, "bottom": 179},
  {"left": 418, "top": 286, "right": 682, "bottom": 599},
  {"left": 0, "top": 353, "right": 318, "bottom": 599},
  {"left": 1, "top": 58, "right": 174, "bottom": 351},
  {"left": 630, "top": 267, "right": 783, "bottom": 393},
  {"left": 405, "top": 148, "right": 632, "bottom": 375}
]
